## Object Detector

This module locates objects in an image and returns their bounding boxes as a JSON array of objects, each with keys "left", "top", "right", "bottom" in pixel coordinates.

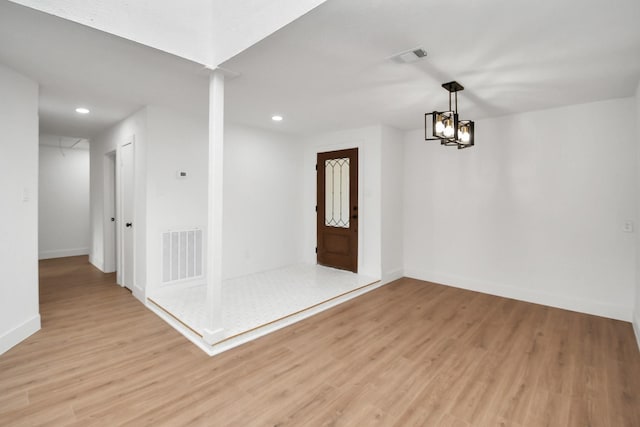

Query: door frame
[
  {"left": 316, "top": 147, "right": 359, "bottom": 273},
  {"left": 306, "top": 141, "right": 369, "bottom": 276},
  {"left": 103, "top": 151, "right": 117, "bottom": 273},
  {"left": 116, "top": 136, "right": 135, "bottom": 289}
]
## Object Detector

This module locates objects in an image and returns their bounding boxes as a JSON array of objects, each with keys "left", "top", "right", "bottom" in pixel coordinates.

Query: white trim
[
  {"left": 202, "top": 327, "right": 225, "bottom": 345},
  {"left": 39, "top": 247, "right": 89, "bottom": 260},
  {"left": 0, "top": 315, "right": 41, "bottom": 355},
  {"left": 146, "top": 301, "right": 214, "bottom": 354},
  {"left": 117, "top": 136, "right": 135, "bottom": 290},
  {"left": 133, "top": 285, "right": 145, "bottom": 303},
  {"left": 103, "top": 151, "right": 117, "bottom": 273},
  {"left": 633, "top": 310, "right": 640, "bottom": 352},
  {"left": 207, "top": 279, "right": 385, "bottom": 356},
  {"left": 206, "top": 70, "right": 225, "bottom": 334},
  {"left": 405, "top": 268, "right": 633, "bottom": 322},
  {"left": 148, "top": 278, "right": 386, "bottom": 356},
  {"left": 115, "top": 144, "right": 122, "bottom": 285}
]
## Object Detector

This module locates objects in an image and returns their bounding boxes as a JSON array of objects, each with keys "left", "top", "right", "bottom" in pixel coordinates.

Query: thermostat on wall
[{"left": 176, "top": 171, "right": 187, "bottom": 179}]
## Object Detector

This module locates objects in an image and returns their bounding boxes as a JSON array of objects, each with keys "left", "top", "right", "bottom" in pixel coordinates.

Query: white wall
[
  {"left": 404, "top": 97, "right": 637, "bottom": 321},
  {"left": 381, "top": 126, "right": 404, "bottom": 283},
  {"left": 145, "top": 106, "right": 208, "bottom": 290},
  {"left": 90, "top": 108, "right": 147, "bottom": 300},
  {"left": 635, "top": 82, "right": 640, "bottom": 347},
  {"left": 223, "top": 124, "right": 304, "bottom": 279},
  {"left": 0, "top": 64, "right": 40, "bottom": 355},
  {"left": 90, "top": 106, "right": 305, "bottom": 297},
  {"left": 91, "top": 106, "right": 209, "bottom": 300},
  {"left": 145, "top": 117, "right": 307, "bottom": 285},
  {"left": 303, "top": 126, "right": 382, "bottom": 279},
  {"left": 39, "top": 135, "right": 90, "bottom": 259}
]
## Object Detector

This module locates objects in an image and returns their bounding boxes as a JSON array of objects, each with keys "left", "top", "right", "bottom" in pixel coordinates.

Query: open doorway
[{"left": 38, "top": 135, "right": 90, "bottom": 261}]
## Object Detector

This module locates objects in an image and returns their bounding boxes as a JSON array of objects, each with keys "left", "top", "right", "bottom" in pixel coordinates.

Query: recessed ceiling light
[
  {"left": 75, "top": 107, "right": 90, "bottom": 114},
  {"left": 272, "top": 115, "right": 283, "bottom": 122}
]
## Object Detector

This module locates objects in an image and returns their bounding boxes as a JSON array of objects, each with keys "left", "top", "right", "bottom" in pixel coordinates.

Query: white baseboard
[
  {"left": 148, "top": 278, "right": 386, "bottom": 357},
  {"left": 205, "top": 279, "right": 385, "bottom": 356},
  {"left": 633, "top": 311, "right": 640, "bottom": 352},
  {"left": 146, "top": 301, "right": 214, "bottom": 354},
  {"left": 0, "top": 315, "right": 41, "bottom": 356},
  {"left": 133, "top": 285, "right": 146, "bottom": 304},
  {"left": 39, "top": 247, "right": 89, "bottom": 260},
  {"left": 404, "top": 268, "right": 633, "bottom": 322}
]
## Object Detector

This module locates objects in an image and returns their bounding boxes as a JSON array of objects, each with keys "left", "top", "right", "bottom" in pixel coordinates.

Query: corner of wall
[
  {"left": 633, "top": 309, "right": 640, "bottom": 352},
  {"left": 0, "top": 63, "right": 40, "bottom": 356},
  {"left": 89, "top": 254, "right": 104, "bottom": 272},
  {"left": 380, "top": 124, "right": 404, "bottom": 283},
  {"left": 405, "top": 268, "right": 633, "bottom": 322},
  {"left": 0, "top": 315, "right": 40, "bottom": 356},
  {"left": 133, "top": 285, "right": 146, "bottom": 304},
  {"left": 382, "top": 268, "right": 404, "bottom": 285},
  {"left": 39, "top": 248, "right": 90, "bottom": 260}
]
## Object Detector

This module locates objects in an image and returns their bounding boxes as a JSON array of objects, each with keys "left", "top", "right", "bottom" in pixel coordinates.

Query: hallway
[{"left": 1, "top": 256, "right": 639, "bottom": 425}]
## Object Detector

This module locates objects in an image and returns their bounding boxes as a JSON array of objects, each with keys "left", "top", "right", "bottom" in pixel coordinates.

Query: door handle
[{"left": 125, "top": 222, "right": 132, "bottom": 228}]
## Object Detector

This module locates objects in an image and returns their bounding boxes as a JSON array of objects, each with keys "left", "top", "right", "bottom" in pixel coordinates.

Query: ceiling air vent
[{"left": 390, "top": 47, "right": 428, "bottom": 63}]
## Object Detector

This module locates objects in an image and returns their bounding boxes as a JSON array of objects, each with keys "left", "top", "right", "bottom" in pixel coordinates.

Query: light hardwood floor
[{"left": 1, "top": 256, "right": 639, "bottom": 426}]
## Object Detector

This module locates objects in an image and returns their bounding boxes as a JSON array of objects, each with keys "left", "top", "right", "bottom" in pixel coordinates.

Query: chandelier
[{"left": 424, "top": 81, "right": 474, "bottom": 149}]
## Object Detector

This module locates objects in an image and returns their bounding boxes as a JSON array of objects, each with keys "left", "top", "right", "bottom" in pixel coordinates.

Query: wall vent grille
[{"left": 161, "top": 229, "right": 203, "bottom": 284}]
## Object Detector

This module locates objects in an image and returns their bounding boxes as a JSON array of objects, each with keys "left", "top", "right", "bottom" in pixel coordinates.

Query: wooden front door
[{"left": 317, "top": 148, "right": 358, "bottom": 272}]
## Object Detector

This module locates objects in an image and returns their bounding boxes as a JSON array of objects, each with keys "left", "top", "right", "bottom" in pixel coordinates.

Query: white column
[{"left": 203, "top": 69, "right": 225, "bottom": 344}]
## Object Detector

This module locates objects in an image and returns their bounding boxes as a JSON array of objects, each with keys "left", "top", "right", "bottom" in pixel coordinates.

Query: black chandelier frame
[{"left": 424, "top": 81, "right": 475, "bottom": 149}]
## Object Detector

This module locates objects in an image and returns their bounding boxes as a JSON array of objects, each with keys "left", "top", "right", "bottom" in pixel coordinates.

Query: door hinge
[
  {"left": 315, "top": 164, "right": 317, "bottom": 171},
  {"left": 315, "top": 205, "right": 317, "bottom": 212},
  {"left": 315, "top": 247, "right": 318, "bottom": 254}
]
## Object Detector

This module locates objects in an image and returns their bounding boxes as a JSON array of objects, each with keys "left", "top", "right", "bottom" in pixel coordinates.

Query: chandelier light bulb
[
  {"left": 435, "top": 120, "right": 445, "bottom": 134},
  {"left": 444, "top": 119, "right": 454, "bottom": 138},
  {"left": 460, "top": 130, "right": 470, "bottom": 143}
]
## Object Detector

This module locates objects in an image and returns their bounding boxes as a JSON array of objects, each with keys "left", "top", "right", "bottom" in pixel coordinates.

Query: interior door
[
  {"left": 120, "top": 141, "right": 134, "bottom": 290},
  {"left": 317, "top": 148, "right": 358, "bottom": 272}
]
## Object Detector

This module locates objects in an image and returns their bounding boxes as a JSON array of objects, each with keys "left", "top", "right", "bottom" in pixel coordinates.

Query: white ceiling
[
  {"left": 40, "top": 134, "right": 89, "bottom": 150},
  {"left": 222, "top": 0, "right": 640, "bottom": 133},
  {"left": 1, "top": 0, "right": 639, "bottom": 138},
  {"left": 8, "top": 0, "right": 213, "bottom": 66},
  {"left": 0, "top": 1, "right": 209, "bottom": 139}
]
